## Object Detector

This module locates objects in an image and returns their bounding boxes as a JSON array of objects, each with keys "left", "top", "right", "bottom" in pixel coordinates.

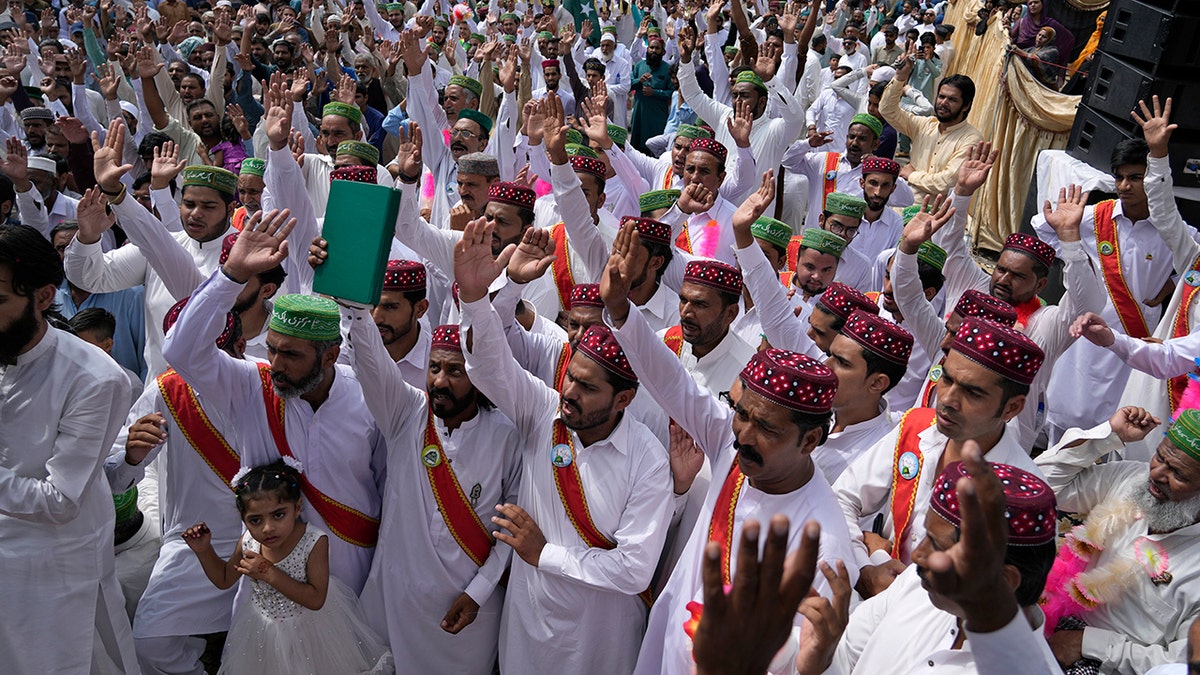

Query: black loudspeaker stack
[{"left": 1066, "top": 0, "right": 1200, "bottom": 189}]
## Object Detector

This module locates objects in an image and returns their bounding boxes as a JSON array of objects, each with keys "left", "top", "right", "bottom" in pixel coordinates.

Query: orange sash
[
  {"left": 786, "top": 235, "right": 804, "bottom": 272},
  {"left": 888, "top": 407, "right": 936, "bottom": 560},
  {"left": 550, "top": 223, "right": 575, "bottom": 311},
  {"left": 231, "top": 207, "right": 248, "bottom": 232},
  {"left": 157, "top": 369, "right": 239, "bottom": 489},
  {"left": 420, "top": 402, "right": 494, "bottom": 566},
  {"left": 1093, "top": 200, "right": 1151, "bottom": 340},
  {"left": 916, "top": 358, "right": 944, "bottom": 409},
  {"left": 550, "top": 420, "right": 652, "bottom": 605},
  {"left": 779, "top": 270, "right": 795, "bottom": 288},
  {"left": 554, "top": 342, "right": 572, "bottom": 392},
  {"left": 256, "top": 364, "right": 381, "bottom": 548},
  {"left": 865, "top": 291, "right": 881, "bottom": 303},
  {"left": 706, "top": 460, "right": 746, "bottom": 586},
  {"left": 1169, "top": 254, "right": 1200, "bottom": 412},
  {"left": 1013, "top": 296, "right": 1044, "bottom": 331},
  {"left": 822, "top": 152, "right": 841, "bottom": 208},
  {"left": 663, "top": 325, "right": 685, "bottom": 357},
  {"left": 675, "top": 226, "right": 693, "bottom": 254},
  {"left": 662, "top": 166, "right": 674, "bottom": 190}
]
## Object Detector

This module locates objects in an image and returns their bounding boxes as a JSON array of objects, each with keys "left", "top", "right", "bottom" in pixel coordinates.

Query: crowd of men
[{"left": 2, "top": 0, "right": 1199, "bottom": 673}]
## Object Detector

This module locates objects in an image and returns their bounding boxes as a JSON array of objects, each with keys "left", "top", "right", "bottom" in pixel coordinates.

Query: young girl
[{"left": 183, "top": 459, "right": 393, "bottom": 674}]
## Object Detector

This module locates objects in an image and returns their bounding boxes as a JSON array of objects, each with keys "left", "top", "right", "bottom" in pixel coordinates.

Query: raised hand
[
  {"left": 754, "top": 40, "right": 780, "bottom": 82},
  {"left": 668, "top": 422, "right": 705, "bottom": 495},
  {"left": 75, "top": 187, "right": 117, "bottom": 245},
  {"left": 732, "top": 170, "right": 776, "bottom": 248},
  {"left": 453, "top": 217, "right": 516, "bottom": 303},
  {"left": 222, "top": 209, "right": 297, "bottom": 283},
  {"left": 1131, "top": 95, "right": 1176, "bottom": 159},
  {"left": 795, "top": 560, "right": 853, "bottom": 675},
  {"left": 124, "top": 412, "right": 168, "bottom": 464},
  {"left": 1042, "top": 184, "right": 1086, "bottom": 243},
  {"left": 96, "top": 62, "right": 121, "bottom": 100},
  {"left": 66, "top": 48, "right": 86, "bottom": 84},
  {"left": 727, "top": 98, "right": 753, "bottom": 148},
  {"left": 954, "top": 140, "right": 997, "bottom": 196},
  {"left": 506, "top": 227, "right": 557, "bottom": 284},
  {"left": 135, "top": 44, "right": 162, "bottom": 79},
  {"left": 678, "top": 181, "right": 716, "bottom": 215},
  {"left": 679, "top": 24, "right": 697, "bottom": 63},
  {"left": 599, "top": 221, "right": 648, "bottom": 326},
  {"left": 91, "top": 118, "right": 134, "bottom": 193},
  {"left": 332, "top": 73, "right": 356, "bottom": 105},
  {"left": 395, "top": 122, "right": 423, "bottom": 180},
  {"left": 265, "top": 74, "right": 295, "bottom": 151},
  {"left": 1068, "top": 311, "right": 1114, "bottom": 347},
  {"left": 499, "top": 49, "right": 518, "bottom": 93},
  {"left": 1109, "top": 406, "right": 1161, "bottom": 443},
  {"left": 150, "top": 141, "right": 187, "bottom": 190},
  {"left": 542, "top": 94, "right": 569, "bottom": 163},
  {"left": 0, "top": 136, "right": 28, "bottom": 188},
  {"left": 226, "top": 103, "right": 251, "bottom": 140},
  {"left": 400, "top": 29, "right": 427, "bottom": 75},
  {"left": 898, "top": 194, "right": 955, "bottom": 254},
  {"left": 692, "top": 516, "right": 821, "bottom": 675},
  {"left": 180, "top": 522, "right": 212, "bottom": 552}
]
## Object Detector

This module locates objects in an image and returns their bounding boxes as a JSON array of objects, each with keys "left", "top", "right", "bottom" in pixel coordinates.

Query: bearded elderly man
[{"left": 1035, "top": 406, "right": 1200, "bottom": 674}]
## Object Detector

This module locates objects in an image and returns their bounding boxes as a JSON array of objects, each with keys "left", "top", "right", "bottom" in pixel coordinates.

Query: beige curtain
[{"left": 942, "top": 0, "right": 1082, "bottom": 252}]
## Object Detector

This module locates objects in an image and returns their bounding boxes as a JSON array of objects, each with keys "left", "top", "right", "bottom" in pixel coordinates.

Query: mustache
[
  {"left": 561, "top": 397, "right": 581, "bottom": 414},
  {"left": 430, "top": 387, "right": 455, "bottom": 400},
  {"left": 733, "top": 440, "right": 763, "bottom": 466}
]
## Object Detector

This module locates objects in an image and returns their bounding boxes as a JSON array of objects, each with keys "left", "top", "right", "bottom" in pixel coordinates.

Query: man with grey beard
[{"left": 1036, "top": 406, "right": 1200, "bottom": 674}]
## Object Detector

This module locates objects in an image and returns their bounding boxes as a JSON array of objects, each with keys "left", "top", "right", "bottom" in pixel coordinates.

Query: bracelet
[
  {"left": 396, "top": 170, "right": 421, "bottom": 184},
  {"left": 98, "top": 184, "right": 123, "bottom": 196},
  {"left": 105, "top": 184, "right": 127, "bottom": 205},
  {"left": 220, "top": 265, "right": 248, "bottom": 285}
]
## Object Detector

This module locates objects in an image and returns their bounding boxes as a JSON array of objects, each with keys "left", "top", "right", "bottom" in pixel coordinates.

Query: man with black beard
[
  {"left": 1036, "top": 406, "right": 1200, "bottom": 674},
  {"left": 162, "top": 210, "right": 387, "bottom": 594},
  {"left": 879, "top": 46, "right": 983, "bottom": 200},
  {"left": 630, "top": 36, "right": 673, "bottom": 154},
  {"left": 0, "top": 224, "right": 139, "bottom": 674}
]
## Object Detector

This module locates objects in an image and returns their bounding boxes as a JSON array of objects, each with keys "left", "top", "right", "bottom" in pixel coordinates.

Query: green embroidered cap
[
  {"left": 565, "top": 143, "right": 599, "bottom": 159},
  {"left": 734, "top": 70, "right": 767, "bottom": 92},
  {"left": 1168, "top": 409, "right": 1200, "bottom": 462},
  {"left": 917, "top": 241, "right": 947, "bottom": 271},
  {"left": 457, "top": 107, "right": 493, "bottom": 133},
  {"left": 676, "top": 124, "right": 712, "bottom": 141},
  {"left": 336, "top": 140, "right": 380, "bottom": 166},
  {"left": 113, "top": 486, "right": 139, "bottom": 524},
  {"left": 239, "top": 157, "right": 266, "bottom": 177},
  {"left": 607, "top": 123, "right": 627, "bottom": 147},
  {"left": 269, "top": 294, "right": 342, "bottom": 341},
  {"left": 752, "top": 217, "right": 793, "bottom": 249},
  {"left": 639, "top": 189, "right": 680, "bottom": 215},
  {"left": 182, "top": 165, "right": 238, "bottom": 196},
  {"left": 448, "top": 74, "right": 483, "bottom": 98},
  {"left": 322, "top": 101, "right": 363, "bottom": 126},
  {"left": 824, "top": 191, "right": 867, "bottom": 219},
  {"left": 850, "top": 112, "right": 883, "bottom": 139},
  {"left": 566, "top": 128, "right": 585, "bottom": 146},
  {"left": 800, "top": 227, "right": 846, "bottom": 259}
]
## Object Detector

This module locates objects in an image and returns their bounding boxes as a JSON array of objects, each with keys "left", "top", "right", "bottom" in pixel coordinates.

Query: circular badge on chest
[
  {"left": 551, "top": 444, "right": 573, "bottom": 468},
  {"left": 1098, "top": 241, "right": 1115, "bottom": 256},
  {"left": 421, "top": 445, "right": 442, "bottom": 468},
  {"left": 898, "top": 451, "right": 921, "bottom": 480}
]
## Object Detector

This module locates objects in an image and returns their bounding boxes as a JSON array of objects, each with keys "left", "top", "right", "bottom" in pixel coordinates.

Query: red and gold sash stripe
[
  {"left": 822, "top": 152, "right": 841, "bottom": 208},
  {"left": 550, "top": 222, "right": 575, "bottom": 311},
  {"left": 786, "top": 235, "right": 803, "bottom": 273},
  {"left": 1093, "top": 200, "right": 1151, "bottom": 339},
  {"left": 157, "top": 369, "right": 239, "bottom": 489},
  {"left": 779, "top": 270, "right": 795, "bottom": 288},
  {"left": 888, "top": 407, "right": 937, "bottom": 560},
  {"left": 662, "top": 166, "right": 674, "bottom": 190},
  {"left": 554, "top": 342, "right": 572, "bottom": 393},
  {"left": 675, "top": 227, "right": 693, "bottom": 254},
  {"left": 917, "top": 358, "right": 944, "bottom": 409},
  {"left": 663, "top": 325, "right": 685, "bottom": 357},
  {"left": 421, "top": 402, "right": 494, "bottom": 566},
  {"left": 1169, "top": 254, "right": 1200, "bottom": 413},
  {"left": 256, "top": 364, "right": 381, "bottom": 548},
  {"left": 706, "top": 459, "right": 746, "bottom": 586},
  {"left": 550, "top": 420, "right": 653, "bottom": 605}
]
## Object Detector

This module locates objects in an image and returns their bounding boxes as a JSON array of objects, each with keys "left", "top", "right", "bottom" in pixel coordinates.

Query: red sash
[
  {"left": 865, "top": 291, "right": 881, "bottom": 303},
  {"left": 663, "top": 325, "right": 685, "bottom": 357},
  {"left": 1093, "top": 200, "right": 1151, "bottom": 340},
  {"left": 822, "top": 152, "right": 841, "bottom": 208},
  {"left": 157, "top": 369, "right": 239, "bottom": 489},
  {"left": 661, "top": 166, "right": 674, "bottom": 190},
  {"left": 675, "top": 227, "right": 693, "bottom": 254},
  {"left": 1013, "top": 296, "right": 1044, "bottom": 331},
  {"left": 779, "top": 270, "right": 795, "bottom": 288},
  {"left": 420, "top": 402, "right": 494, "bottom": 566},
  {"left": 550, "top": 420, "right": 652, "bottom": 605},
  {"left": 888, "top": 407, "right": 937, "bottom": 560},
  {"left": 550, "top": 223, "right": 575, "bottom": 311},
  {"left": 706, "top": 460, "right": 746, "bottom": 586},
  {"left": 231, "top": 207, "right": 248, "bottom": 232},
  {"left": 916, "top": 358, "right": 944, "bottom": 409},
  {"left": 256, "top": 364, "right": 381, "bottom": 548},
  {"left": 786, "top": 235, "right": 804, "bottom": 272},
  {"left": 1169, "top": 254, "right": 1200, "bottom": 412},
  {"left": 554, "top": 342, "right": 572, "bottom": 392}
]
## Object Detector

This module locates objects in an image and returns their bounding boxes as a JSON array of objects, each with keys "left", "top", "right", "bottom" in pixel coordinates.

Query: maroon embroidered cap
[
  {"left": 860, "top": 155, "right": 900, "bottom": 178},
  {"left": 541, "top": 58, "right": 560, "bottom": 69},
  {"left": 430, "top": 324, "right": 462, "bottom": 353},
  {"left": 382, "top": 259, "right": 426, "bottom": 292},
  {"left": 739, "top": 349, "right": 838, "bottom": 414},
  {"left": 683, "top": 260, "right": 743, "bottom": 295},
  {"left": 570, "top": 154, "right": 607, "bottom": 179},
  {"left": 621, "top": 216, "right": 672, "bottom": 246},
  {"left": 817, "top": 282, "right": 880, "bottom": 321},
  {"left": 953, "top": 289, "right": 1017, "bottom": 327},
  {"left": 575, "top": 324, "right": 637, "bottom": 382},
  {"left": 330, "top": 165, "right": 377, "bottom": 184},
  {"left": 1003, "top": 232, "right": 1056, "bottom": 269},
  {"left": 163, "top": 296, "right": 237, "bottom": 350},
  {"left": 841, "top": 310, "right": 913, "bottom": 366},
  {"left": 688, "top": 137, "right": 728, "bottom": 164},
  {"left": 931, "top": 461, "right": 1057, "bottom": 546},
  {"left": 952, "top": 316, "right": 1045, "bottom": 385},
  {"left": 219, "top": 232, "right": 238, "bottom": 265},
  {"left": 488, "top": 181, "right": 537, "bottom": 210},
  {"left": 569, "top": 283, "right": 603, "bottom": 309}
]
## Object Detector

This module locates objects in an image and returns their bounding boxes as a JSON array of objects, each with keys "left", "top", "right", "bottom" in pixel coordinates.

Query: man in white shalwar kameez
[{"left": 0, "top": 224, "right": 138, "bottom": 675}]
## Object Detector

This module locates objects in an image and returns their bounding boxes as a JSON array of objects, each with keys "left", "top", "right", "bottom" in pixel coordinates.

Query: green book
[{"left": 312, "top": 180, "right": 401, "bottom": 307}]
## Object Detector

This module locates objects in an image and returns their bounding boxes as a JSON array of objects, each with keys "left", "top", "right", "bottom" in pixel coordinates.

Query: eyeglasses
[
  {"left": 450, "top": 128, "right": 478, "bottom": 140},
  {"left": 719, "top": 390, "right": 735, "bottom": 410},
  {"left": 826, "top": 221, "right": 860, "bottom": 240}
]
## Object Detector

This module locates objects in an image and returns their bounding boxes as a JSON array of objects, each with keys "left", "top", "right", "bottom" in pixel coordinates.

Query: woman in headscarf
[
  {"left": 1012, "top": 26, "right": 1062, "bottom": 89},
  {"left": 1005, "top": 0, "right": 1074, "bottom": 65}
]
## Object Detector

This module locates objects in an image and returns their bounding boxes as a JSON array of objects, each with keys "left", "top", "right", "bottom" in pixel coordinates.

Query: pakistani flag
[{"left": 563, "top": 0, "right": 602, "bottom": 47}]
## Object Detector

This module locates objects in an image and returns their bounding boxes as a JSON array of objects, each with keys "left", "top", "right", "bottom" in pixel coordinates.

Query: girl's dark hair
[
  {"left": 233, "top": 460, "right": 303, "bottom": 514},
  {"left": 220, "top": 115, "right": 241, "bottom": 145}
]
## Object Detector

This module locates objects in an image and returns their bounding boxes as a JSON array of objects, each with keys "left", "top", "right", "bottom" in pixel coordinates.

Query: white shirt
[
  {"left": 819, "top": 401, "right": 899, "bottom": 483},
  {"left": 834, "top": 414, "right": 1045, "bottom": 569},
  {"left": 0, "top": 328, "right": 138, "bottom": 674},
  {"left": 656, "top": 326, "right": 755, "bottom": 396},
  {"left": 854, "top": 208, "right": 906, "bottom": 266},
  {"left": 660, "top": 197, "right": 740, "bottom": 266},
  {"left": 734, "top": 238, "right": 825, "bottom": 360},
  {"left": 104, "top": 381, "right": 241, "bottom": 639},
  {"left": 828, "top": 566, "right": 1059, "bottom": 674},
  {"left": 345, "top": 306, "right": 521, "bottom": 675},
  {"left": 933, "top": 194, "right": 1106, "bottom": 447},
  {"left": 605, "top": 300, "right": 857, "bottom": 675},
  {"left": 161, "top": 271, "right": 387, "bottom": 593},
  {"left": 461, "top": 296, "right": 673, "bottom": 675},
  {"left": 782, "top": 143, "right": 916, "bottom": 232},
  {"left": 1036, "top": 422, "right": 1200, "bottom": 672},
  {"left": 1035, "top": 198, "right": 1173, "bottom": 434},
  {"left": 806, "top": 89, "right": 858, "bottom": 154}
]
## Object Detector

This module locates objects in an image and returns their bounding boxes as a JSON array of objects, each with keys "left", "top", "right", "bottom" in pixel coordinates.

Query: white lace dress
[{"left": 218, "top": 525, "right": 394, "bottom": 674}]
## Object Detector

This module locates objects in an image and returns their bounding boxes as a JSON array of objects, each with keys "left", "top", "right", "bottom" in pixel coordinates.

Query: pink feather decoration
[
  {"left": 1178, "top": 372, "right": 1200, "bottom": 416},
  {"left": 1039, "top": 544, "right": 1090, "bottom": 637}
]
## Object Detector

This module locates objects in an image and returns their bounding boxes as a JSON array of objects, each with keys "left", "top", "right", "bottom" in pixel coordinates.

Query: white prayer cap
[
  {"left": 870, "top": 66, "right": 896, "bottom": 83},
  {"left": 119, "top": 101, "right": 139, "bottom": 118},
  {"left": 27, "top": 155, "right": 58, "bottom": 175},
  {"left": 600, "top": 32, "right": 616, "bottom": 43}
]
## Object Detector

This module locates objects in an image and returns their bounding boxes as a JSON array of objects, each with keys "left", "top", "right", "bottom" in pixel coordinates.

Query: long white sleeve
[{"left": 733, "top": 239, "right": 823, "bottom": 358}]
